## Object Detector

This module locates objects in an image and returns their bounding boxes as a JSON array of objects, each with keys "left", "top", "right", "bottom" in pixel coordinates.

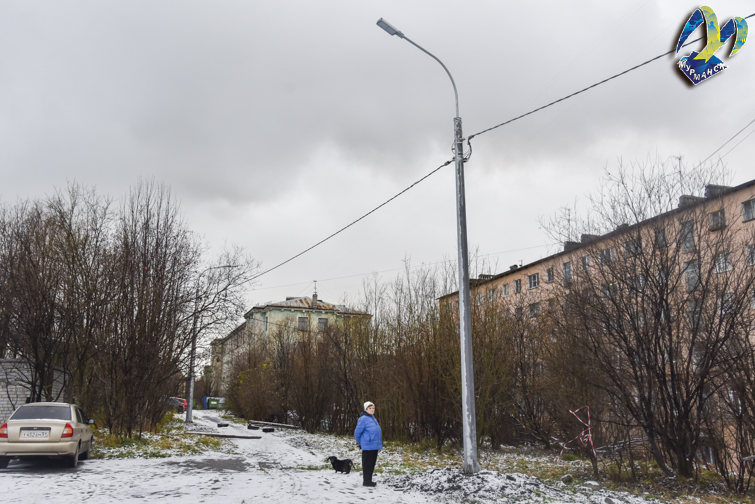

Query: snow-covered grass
[
  {"left": 5, "top": 409, "right": 752, "bottom": 503},
  {"left": 275, "top": 424, "right": 754, "bottom": 503},
  {"left": 91, "top": 411, "right": 234, "bottom": 459}
]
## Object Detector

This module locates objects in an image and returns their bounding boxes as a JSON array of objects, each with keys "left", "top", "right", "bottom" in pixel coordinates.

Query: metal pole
[
  {"left": 185, "top": 284, "right": 200, "bottom": 424},
  {"left": 376, "top": 18, "right": 480, "bottom": 474},
  {"left": 454, "top": 116, "right": 480, "bottom": 475}
]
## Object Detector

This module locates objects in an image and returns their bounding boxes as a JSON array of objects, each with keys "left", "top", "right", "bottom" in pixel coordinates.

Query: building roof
[
  {"left": 439, "top": 177, "right": 755, "bottom": 300},
  {"left": 243, "top": 295, "right": 369, "bottom": 319}
]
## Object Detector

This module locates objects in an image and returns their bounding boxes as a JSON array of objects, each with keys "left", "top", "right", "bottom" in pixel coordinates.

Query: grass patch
[
  {"left": 301, "top": 464, "right": 330, "bottom": 471},
  {"left": 90, "top": 412, "right": 230, "bottom": 459}
]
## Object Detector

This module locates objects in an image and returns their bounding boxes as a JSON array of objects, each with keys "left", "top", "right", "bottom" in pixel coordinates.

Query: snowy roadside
[{"left": 1, "top": 409, "right": 684, "bottom": 503}]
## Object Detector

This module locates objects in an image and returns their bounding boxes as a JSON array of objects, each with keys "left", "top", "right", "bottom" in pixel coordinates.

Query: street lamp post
[
  {"left": 376, "top": 18, "right": 480, "bottom": 474},
  {"left": 185, "top": 264, "right": 237, "bottom": 424}
]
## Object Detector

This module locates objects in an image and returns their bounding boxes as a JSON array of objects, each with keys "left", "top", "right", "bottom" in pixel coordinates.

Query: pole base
[{"left": 461, "top": 459, "right": 481, "bottom": 475}]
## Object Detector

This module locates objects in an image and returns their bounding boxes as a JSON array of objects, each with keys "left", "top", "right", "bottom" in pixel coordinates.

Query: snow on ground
[{"left": 0, "top": 410, "right": 672, "bottom": 503}]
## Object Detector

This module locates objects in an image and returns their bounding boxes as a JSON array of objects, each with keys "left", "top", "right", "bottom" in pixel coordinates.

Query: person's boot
[{"left": 363, "top": 481, "right": 376, "bottom": 487}]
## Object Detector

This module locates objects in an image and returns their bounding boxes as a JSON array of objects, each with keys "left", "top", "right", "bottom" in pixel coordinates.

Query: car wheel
[
  {"left": 67, "top": 444, "right": 80, "bottom": 468},
  {"left": 0, "top": 456, "right": 9, "bottom": 469},
  {"left": 80, "top": 437, "right": 92, "bottom": 460}
]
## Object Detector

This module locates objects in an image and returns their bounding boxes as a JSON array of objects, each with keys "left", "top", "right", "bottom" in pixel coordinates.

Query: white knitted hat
[{"left": 364, "top": 401, "right": 374, "bottom": 410}]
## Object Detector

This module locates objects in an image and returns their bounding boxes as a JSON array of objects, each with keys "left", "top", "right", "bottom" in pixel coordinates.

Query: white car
[{"left": 0, "top": 402, "right": 94, "bottom": 469}]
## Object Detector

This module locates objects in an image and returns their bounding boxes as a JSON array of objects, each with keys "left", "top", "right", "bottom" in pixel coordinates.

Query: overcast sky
[{"left": 2, "top": 0, "right": 754, "bottom": 312}]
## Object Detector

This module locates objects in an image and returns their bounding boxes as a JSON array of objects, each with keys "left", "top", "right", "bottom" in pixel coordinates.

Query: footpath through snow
[{"left": 0, "top": 410, "right": 670, "bottom": 503}]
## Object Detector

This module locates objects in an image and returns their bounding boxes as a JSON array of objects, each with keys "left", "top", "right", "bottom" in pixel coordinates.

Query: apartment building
[
  {"left": 210, "top": 293, "right": 370, "bottom": 394},
  {"left": 439, "top": 177, "right": 755, "bottom": 474},
  {"left": 441, "top": 179, "right": 755, "bottom": 318}
]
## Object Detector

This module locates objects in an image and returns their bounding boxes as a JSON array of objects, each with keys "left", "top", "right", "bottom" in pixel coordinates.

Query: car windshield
[{"left": 10, "top": 405, "right": 71, "bottom": 421}]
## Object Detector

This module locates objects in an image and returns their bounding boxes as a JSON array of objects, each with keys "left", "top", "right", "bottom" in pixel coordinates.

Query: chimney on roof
[
  {"left": 312, "top": 293, "right": 318, "bottom": 308},
  {"left": 563, "top": 241, "right": 580, "bottom": 252},
  {"left": 581, "top": 234, "right": 600, "bottom": 244},
  {"left": 679, "top": 195, "right": 704, "bottom": 208},
  {"left": 704, "top": 184, "right": 731, "bottom": 199},
  {"left": 509, "top": 264, "right": 519, "bottom": 271}
]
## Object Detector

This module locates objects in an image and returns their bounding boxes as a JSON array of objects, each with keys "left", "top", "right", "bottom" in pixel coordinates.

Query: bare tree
[{"left": 545, "top": 159, "right": 755, "bottom": 478}]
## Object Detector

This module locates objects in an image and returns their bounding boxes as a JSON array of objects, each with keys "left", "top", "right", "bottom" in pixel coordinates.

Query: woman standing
[{"left": 354, "top": 401, "right": 382, "bottom": 487}]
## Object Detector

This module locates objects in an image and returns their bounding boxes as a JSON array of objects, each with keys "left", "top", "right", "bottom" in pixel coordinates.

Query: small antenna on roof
[{"left": 313, "top": 280, "right": 317, "bottom": 295}]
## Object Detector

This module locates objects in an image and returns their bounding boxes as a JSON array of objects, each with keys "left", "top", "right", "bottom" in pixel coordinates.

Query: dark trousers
[{"left": 361, "top": 450, "right": 378, "bottom": 483}]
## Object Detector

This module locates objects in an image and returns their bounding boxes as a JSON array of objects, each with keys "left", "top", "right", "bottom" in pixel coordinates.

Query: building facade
[
  {"left": 439, "top": 178, "right": 755, "bottom": 474},
  {"left": 442, "top": 179, "right": 755, "bottom": 320},
  {"left": 0, "top": 359, "right": 66, "bottom": 421},
  {"left": 210, "top": 293, "right": 370, "bottom": 394}
]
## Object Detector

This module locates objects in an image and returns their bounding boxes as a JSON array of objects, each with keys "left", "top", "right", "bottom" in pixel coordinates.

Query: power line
[
  {"left": 468, "top": 12, "right": 755, "bottom": 142},
  {"left": 720, "top": 127, "right": 755, "bottom": 160},
  {"left": 249, "top": 14, "right": 754, "bottom": 284},
  {"left": 701, "top": 116, "right": 755, "bottom": 164},
  {"left": 252, "top": 243, "right": 553, "bottom": 291},
  {"left": 249, "top": 158, "right": 453, "bottom": 282}
]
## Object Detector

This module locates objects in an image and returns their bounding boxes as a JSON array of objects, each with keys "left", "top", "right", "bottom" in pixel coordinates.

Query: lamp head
[{"left": 376, "top": 18, "right": 404, "bottom": 38}]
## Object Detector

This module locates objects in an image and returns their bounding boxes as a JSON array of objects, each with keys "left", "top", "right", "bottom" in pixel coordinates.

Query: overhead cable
[
  {"left": 701, "top": 116, "right": 755, "bottom": 163},
  {"left": 249, "top": 158, "right": 453, "bottom": 282},
  {"left": 468, "top": 11, "right": 755, "bottom": 142},
  {"left": 249, "top": 14, "right": 754, "bottom": 284}
]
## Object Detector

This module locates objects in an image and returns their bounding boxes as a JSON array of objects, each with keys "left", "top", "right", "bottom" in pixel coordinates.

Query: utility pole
[
  {"left": 377, "top": 18, "right": 480, "bottom": 474},
  {"left": 453, "top": 115, "right": 481, "bottom": 475},
  {"left": 185, "top": 282, "right": 201, "bottom": 424},
  {"left": 185, "top": 264, "right": 237, "bottom": 424}
]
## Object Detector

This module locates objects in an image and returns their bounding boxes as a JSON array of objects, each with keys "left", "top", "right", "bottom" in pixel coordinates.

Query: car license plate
[{"left": 20, "top": 430, "right": 49, "bottom": 439}]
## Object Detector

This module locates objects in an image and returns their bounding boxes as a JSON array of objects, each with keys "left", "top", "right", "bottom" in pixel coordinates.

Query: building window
[
  {"left": 298, "top": 317, "right": 308, "bottom": 331},
  {"left": 628, "top": 274, "right": 646, "bottom": 293},
  {"left": 747, "top": 244, "right": 755, "bottom": 267},
  {"left": 514, "top": 279, "right": 522, "bottom": 294},
  {"left": 501, "top": 283, "right": 509, "bottom": 297},
  {"left": 563, "top": 261, "right": 572, "bottom": 283},
  {"left": 600, "top": 247, "right": 616, "bottom": 264},
  {"left": 687, "top": 299, "right": 701, "bottom": 329},
  {"left": 681, "top": 221, "right": 695, "bottom": 253},
  {"left": 547, "top": 298, "right": 557, "bottom": 312},
  {"left": 709, "top": 209, "right": 726, "bottom": 230},
  {"left": 546, "top": 267, "right": 554, "bottom": 283},
  {"left": 654, "top": 228, "right": 667, "bottom": 248},
  {"left": 581, "top": 255, "right": 591, "bottom": 271},
  {"left": 601, "top": 282, "right": 618, "bottom": 300},
  {"left": 624, "top": 238, "right": 641, "bottom": 257},
  {"left": 317, "top": 318, "right": 328, "bottom": 331},
  {"left": 715, "top": 252, "right": 732, "bottom": 273},
  {"left": 515, "top": 307, "right": 523, "bottom": 320},
  {"left": 656, "top": 266, "right": 669, "bottom": 288},
  {"left": 475, "top": 292, "right": 484, "bottom": 305},
  {"left": 487, "top": 287, "right": 497, "bottom": 302},
  {"left": 528, "top": 302, "right": 541, "bottom": 318},
  {"left": 719, "top": 292, "right": 735, "bottom": 314},
  {"left": 751, "top": 290, "right": 755, "bottom": 310},
  {"left": 742, "top": 199, "right": 755, "bottom": 222},
  {"left": 528, "top": 273, "right": 540, "bottom": 289},
  {"left": 684, "top": 260, "right": 699, "bottom": 291}
]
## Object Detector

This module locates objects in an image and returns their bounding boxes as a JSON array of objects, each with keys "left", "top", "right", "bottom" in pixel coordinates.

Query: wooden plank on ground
[
  {"left": 246, "top": 420, "right": 300, "bottom": 430},
  {"left": 186, "top": 431, "right": 261, "bottom": 439}
]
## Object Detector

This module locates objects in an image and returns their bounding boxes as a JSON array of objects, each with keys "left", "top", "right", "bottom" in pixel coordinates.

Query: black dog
[{"left": 327, "top": 456, "right": 353, "bottom": 474}]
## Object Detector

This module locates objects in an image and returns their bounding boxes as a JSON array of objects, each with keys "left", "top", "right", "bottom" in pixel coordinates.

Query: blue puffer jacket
[{"left": 354, "top": 411, "right": 383, "bottom": 451}]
